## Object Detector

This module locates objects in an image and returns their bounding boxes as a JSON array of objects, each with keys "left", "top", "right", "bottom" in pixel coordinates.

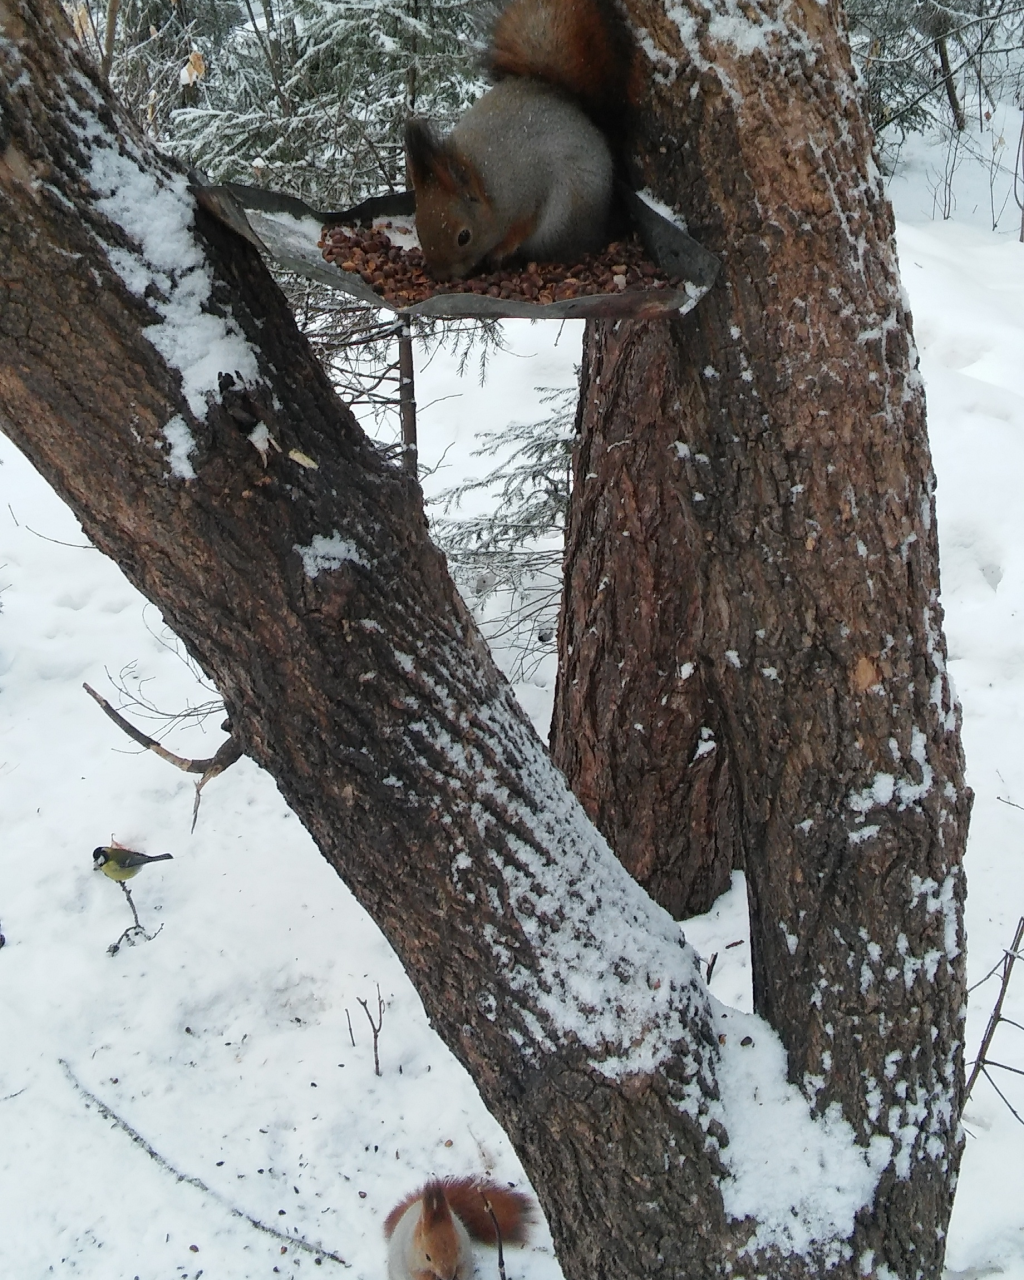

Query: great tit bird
[{"left": 93, "top": 846, "right": 173, "bottom": 882}]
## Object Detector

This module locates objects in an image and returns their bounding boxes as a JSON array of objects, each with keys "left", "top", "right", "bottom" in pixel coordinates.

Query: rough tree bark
[
  {"left": 0, "top": 1, "right": 966, "bottom": 1278},
  {"left": 553, "top": 0, "right": 970, "bottom": 1263}
]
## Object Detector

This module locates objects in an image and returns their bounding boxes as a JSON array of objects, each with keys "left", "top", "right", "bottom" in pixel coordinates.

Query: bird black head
[{"left": 92, "top": 848, "right": 108, "bottom": 866}]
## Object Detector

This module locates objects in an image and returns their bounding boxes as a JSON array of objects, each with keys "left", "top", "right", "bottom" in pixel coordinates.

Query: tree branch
[
  {"left": 84, "top": 681, "right": 230, "bottom": 774},
  {"left": 84, "top": 681, "right": 241, "bottom": 829}
]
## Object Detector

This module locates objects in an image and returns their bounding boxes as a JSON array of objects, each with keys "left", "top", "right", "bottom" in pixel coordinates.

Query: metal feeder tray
[{"left": 193, "top": 178, "right": 720, "bottom": 322}]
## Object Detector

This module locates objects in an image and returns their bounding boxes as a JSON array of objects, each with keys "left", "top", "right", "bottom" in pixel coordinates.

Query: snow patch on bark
[
  {"left": 910, "top": 871, "right": 960, "bottom": 961},
  {"left": 657, "top": 0, "right": 817, "bottom": 102},
  {"left": 161, "top": 416, "right": 197, "bottom": 480},
  {"left": 924, "top": 600, "right": 960, "bottom": 733},
  {"left": 81, "top": 121, "right": 260, "bottom": 424},
  {"left": 849, "top": 772, "right": 895, "bottom": 813},
  {"left": 295, "top": 533, "right": 368, "bottom": 578},
  {"left": 847, "top": 730, "right": 935, "bottom": 827}
]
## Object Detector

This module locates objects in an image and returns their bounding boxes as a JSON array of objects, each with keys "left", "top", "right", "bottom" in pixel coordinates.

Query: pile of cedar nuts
[{"left": 318, "top": 222, "right": 684, "bottom": 306}]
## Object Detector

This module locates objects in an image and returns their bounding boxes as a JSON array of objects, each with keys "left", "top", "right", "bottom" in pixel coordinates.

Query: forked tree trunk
[
  {"left": 553, "top": 0, "right": 970, "bottom": 1264},
  {"left": 1, "top": 0, "right": 966, "bottom": 1276}
]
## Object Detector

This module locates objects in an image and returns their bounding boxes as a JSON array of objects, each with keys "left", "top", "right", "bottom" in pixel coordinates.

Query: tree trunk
[
  {"left": 553, "top": 0, "right": 970, "bottom": 1265},
  {"left": 1, "top": 1, "right": 967, "bottom": 1276}
]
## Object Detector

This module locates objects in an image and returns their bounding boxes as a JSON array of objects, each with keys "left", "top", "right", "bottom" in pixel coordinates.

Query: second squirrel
[
  {"left": 405, "top": 0, "right": 629, "bottom": 281},
  {"left": 385, "top": 1177, "right": 534, "bottom": 1280}
]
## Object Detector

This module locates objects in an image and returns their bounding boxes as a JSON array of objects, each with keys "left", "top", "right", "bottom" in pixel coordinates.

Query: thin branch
[
  {"left": 934, "top": 37, "right": 966, "bottom": 130},
  {"left": 965, "top": 916, "right": 1024, "bottom": 1100},
  {"left": 979, "top": 1065, "right": 1024, "bottom": 1126},
  {"left": 190, "top": 735, "right": 245, "bottom": 833},
  {"left": 77, "top": 0, "right": 103, "bottom": 59},
  {"left": 356, "top": 985, "right": 384, "bottom": 1076},
  {"left": 84, "top": 681, "right": 242, "bottom": 830},
  {"left": 239, "top": 0, "right": 290, "bottom": 114},
  {"left": 480, "top": 1193, "right": 507, "bottom": 1280},
  {"left": 100, "top": 0, "right": 121, "bottom": 82},
  {"left": 984, "top": 1059, "right": 1024, "bottom": 1079},
  {"left": 25, "top": 524, "right": 95, "bottom": 549},
  {"left": 120, "top": 879, "right": 141, "bottom": 929},
  {"left": 85, "top": 682, "right": 216, "bottom": 772},
  {"left": 967, "top": 938, "right": 1023, "bottom": 992},
  {"left": 58, "top": 1060, "right": 348, "bottom": 1264}
]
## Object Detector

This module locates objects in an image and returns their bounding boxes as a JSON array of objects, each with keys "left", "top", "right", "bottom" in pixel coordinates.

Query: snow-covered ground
[{"left": 2, "top": 139, "right": 1023, "bottom": 1278}]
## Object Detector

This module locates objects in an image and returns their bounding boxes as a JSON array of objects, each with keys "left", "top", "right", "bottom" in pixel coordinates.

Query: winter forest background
[{"left": 2, "top": 0, "right": 1024, "bottom": 1276}]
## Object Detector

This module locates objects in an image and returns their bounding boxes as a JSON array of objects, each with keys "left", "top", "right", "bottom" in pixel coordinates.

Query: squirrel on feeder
[{"left": 405, "top": 0, "right": 630, "bottom": 280}]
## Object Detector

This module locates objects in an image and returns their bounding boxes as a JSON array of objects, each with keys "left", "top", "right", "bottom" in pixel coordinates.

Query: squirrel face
[
  {"left": 405, "top": 119, "right": 495, "bottom": 280},
  {"left": 409, "top": 1186, "right": 469, "bottom": 1280}
]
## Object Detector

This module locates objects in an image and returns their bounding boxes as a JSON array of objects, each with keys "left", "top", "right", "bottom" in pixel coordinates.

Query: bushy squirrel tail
[
  {"left": 486, "top": 0, "right": 631, "bottom": 129},
  {"left": 383, "top": 1177, "right": 535, "bottom": 1246}
]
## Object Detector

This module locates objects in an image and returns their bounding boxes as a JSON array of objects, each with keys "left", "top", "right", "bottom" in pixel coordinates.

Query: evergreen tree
[
  {"left": 845, "top": 0, "right": 1024, "bottom": 146},
  {"left": 432, "top": 386, "right": 575, "bottom": 679},
  {"left": 167, "top": 0, "right": 479, "bottom": 208}
]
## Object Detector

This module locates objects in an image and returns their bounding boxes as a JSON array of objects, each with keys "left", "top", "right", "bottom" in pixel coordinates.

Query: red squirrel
[
  {"left": 385, "top": 1177, "right": 535, "bottom": 1280},
  {"left": 405, "top": 0, "right": 630, "bottom": 280}
]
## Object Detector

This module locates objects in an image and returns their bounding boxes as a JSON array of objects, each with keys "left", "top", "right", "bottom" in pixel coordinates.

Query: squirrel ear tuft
[
  {"left": 405, "top": 118, "right": 470, "bottom": 195},
  {"left": 405, "top": 118, "right": 443, "bottom": 186},
  {"left": 420, "top": 1183, "right": 452, "bottom": 1227}
]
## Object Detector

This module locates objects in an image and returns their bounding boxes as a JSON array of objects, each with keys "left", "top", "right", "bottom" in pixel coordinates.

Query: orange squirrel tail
[
  {"left": 487, "top": 0, "right": 631, "bottom": 129},
  {"left": 383, "top": 1177, "right": 535, "bottom": 1245},
  {"left": 439, "top": 1176, "right": 534, "bottom": 1245}
]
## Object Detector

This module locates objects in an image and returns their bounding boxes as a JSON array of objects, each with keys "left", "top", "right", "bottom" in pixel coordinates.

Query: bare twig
[
  {"left": 1016, "top": 109, "right": 1024, "bottom": 244},
  {"left": 979, "top": 1066, "right": 1024, "bottom": 1127},
  {"left": 59, "top": 1060, "right": 348, "bottom": 1264},
  {"left": 985, "top": 1059, "right": 1024, "bottom": 1080},
  {"left": 121, "top": 880, "right": 141, "bottom": 929},
  {"left": 356, "top": 985, "right": 384, "bottom": 1076},
  {"left": 86, "top": 681, "right": 214, "bottom": 770},
  {"left": 705, "top": 953, "right": 719, "bottom": 984},
  {"left": 239, "top": 0, "right": 290, "bottom": 113},
  {"left": 84, "top": 682, "right": 242, "bottom": 830},
  {"left": 100, "top": 0, "right": 121, "bottom": 81},
  {"left": 25, "top": 525, "right": 95, "bottom": 549},
  {"left": 480, "top": 1193, "right": 507, "bottom": 1280},
  {"left": 996, "top": 794, "right": 1024, "bottom": 813},
  {"left": 346, "top": 1008, "right": 356, "bottom": 1047},
  {"left": 934, "top": 36, "right": 966, "bottom": 130},
  {"left": 968, "top": 936, "right": 1024, "bottom": 993},
  {"left": 965, "top": 916, "right": 1024, "bottom": 1104},
  {"left": 190, "top": 735, "right": 245, "bottom": 832},
  {"left": 108, "top": 881, "right": 163, "bottom": 955}
]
